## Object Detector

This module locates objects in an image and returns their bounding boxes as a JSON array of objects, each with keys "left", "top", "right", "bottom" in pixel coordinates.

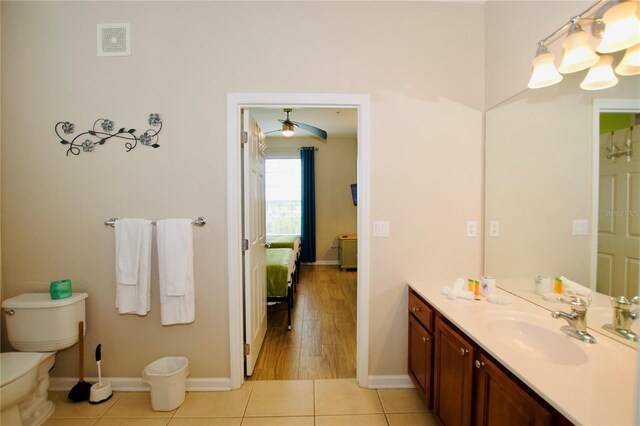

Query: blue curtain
[{"left": 300, "top": 147, "right": 316, "bottom": 263}]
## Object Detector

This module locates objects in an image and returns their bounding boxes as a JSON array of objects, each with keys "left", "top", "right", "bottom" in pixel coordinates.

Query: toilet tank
[{"left": 1, "top": 293, "right": 88, "bottom": 351}]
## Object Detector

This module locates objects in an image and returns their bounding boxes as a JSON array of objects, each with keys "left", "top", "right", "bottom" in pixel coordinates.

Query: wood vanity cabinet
[
  {"left": 408, "top": 288, "right": 568, "bottom": 426},
  {"left": 408, "top": 289, "right": 434, "bottom": 408},
  {"left": 434, "top": 317, "right": 475, "bottom": 426},
  {"left": 473, "top": 353, "right": 552, "bottom": 426}
]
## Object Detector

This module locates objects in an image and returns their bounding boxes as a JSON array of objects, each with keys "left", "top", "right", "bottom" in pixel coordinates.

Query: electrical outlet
[
  {"left": 489, "top": 220, "right": 500, "bottom": 237},
  {"left": 466, "top": 220, "right": 477, "bottom": 237}
]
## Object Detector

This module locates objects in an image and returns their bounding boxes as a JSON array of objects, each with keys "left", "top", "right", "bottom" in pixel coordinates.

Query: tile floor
[{"left": 43, "top": 379, "right": 437, "bottom": 426}]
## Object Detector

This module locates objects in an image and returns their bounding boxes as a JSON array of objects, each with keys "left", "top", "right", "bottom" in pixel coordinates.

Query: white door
[
  {"left": 242, "top": 109, "right": 267, "bottom": 376},
  {"left": 598, "top": 125, "right": 640, "bottom": 298}
]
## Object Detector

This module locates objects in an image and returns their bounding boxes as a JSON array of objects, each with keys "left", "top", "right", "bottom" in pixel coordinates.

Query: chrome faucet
[
  {"left": 551, "top": 295, "right": 597, "bottom": 344},
  {"left": 603, "top": 296, "right": 638, "bottom": 342}
]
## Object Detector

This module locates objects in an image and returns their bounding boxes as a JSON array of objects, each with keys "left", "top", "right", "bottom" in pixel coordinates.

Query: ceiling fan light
[
  {"left": 281, "top": 121, "right": 295, "bottom": 137},
  {"left": 559, "top": 26, "right": 600, "bottom": 73},
  {"left": 528, "top": 47, "right": 563, "bottom": 89},
  {"left": 615, "top": 43, "right": 640, "bottom": 75},
  {"left": 580, "top": 55, "right": 619, "bottom": 90},
  {"left": 597, "top": 1, "right": 640, "bottom": 53}
]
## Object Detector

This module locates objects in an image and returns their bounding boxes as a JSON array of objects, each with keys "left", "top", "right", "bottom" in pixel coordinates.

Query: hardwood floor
[{"left": 248, "top": 264, "right": 357, "bottom": 380}]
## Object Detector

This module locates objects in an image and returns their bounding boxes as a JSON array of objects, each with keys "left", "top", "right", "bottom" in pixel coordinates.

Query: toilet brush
[
  {"left": 89, "top": 344, "right": 113, "bottom": 404},
  {"left": 68, "top": 321, "right": 91, "bottom": 402}
]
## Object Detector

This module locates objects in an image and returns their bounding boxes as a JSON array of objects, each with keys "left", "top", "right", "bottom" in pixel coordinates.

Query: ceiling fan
[{"left": 265, "top": 108, "right": 328, "bottom": 141}]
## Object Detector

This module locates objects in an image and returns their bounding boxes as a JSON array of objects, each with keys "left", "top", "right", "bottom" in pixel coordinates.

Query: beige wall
[
  {"left": 266, "top": 135, "right": 357, "bottom": 263},
  {"left": 1, "top": 1, "right": 484, "bottom": 379}
]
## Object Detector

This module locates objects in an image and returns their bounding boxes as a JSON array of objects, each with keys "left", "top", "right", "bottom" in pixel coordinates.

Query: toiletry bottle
[
  {"left": 554, "top": 277, "right": 563, "bottom": 294},
  {"left": 468, "top": 279, "right": 473, "bottom": 292},
  {"left": 474, "top": 280, "right": 480, "bottom": 297}
]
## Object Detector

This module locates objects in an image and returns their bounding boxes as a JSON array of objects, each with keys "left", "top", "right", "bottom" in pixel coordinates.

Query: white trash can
[{"left": 142, "top": 357, "right": 189, "bottom": 411}]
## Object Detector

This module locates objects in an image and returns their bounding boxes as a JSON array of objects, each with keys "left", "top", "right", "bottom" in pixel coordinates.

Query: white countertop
[{"left": 408, "top": 280, "right": 638, "bottom": 426}]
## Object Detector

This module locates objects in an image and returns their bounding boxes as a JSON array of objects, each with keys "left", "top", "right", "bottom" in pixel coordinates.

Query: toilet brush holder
[{"left": 89, "top": 344, "right": 113, "bottom": 404}]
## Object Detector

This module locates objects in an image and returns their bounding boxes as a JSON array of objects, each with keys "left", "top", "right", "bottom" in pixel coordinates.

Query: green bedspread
[
  {"left": 267, "top": 248, "right": 292, "bottom": 297},
  {"left": 267, "top": 235, "right": 299, "bottom": 249}
]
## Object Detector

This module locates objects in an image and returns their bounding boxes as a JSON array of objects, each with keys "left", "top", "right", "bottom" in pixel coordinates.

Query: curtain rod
[{"left": 266, "top": 147, "right": 320, "bottom": 151}]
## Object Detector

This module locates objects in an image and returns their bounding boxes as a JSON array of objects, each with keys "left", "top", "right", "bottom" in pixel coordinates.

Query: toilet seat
[{"left": 0, "top": 353, "right": 44, "bottom": 387}]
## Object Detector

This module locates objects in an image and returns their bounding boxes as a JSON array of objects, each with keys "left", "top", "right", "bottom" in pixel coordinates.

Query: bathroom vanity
[{"left": 407, "top": 281, "right": 637, "bottom": 425}]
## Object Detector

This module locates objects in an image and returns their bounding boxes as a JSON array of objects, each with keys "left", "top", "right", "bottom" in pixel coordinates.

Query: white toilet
[{"left": 1, "top": 292, "right": 88, "bottom": 426}]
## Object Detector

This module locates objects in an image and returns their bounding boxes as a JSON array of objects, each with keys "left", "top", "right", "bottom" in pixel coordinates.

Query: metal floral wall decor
[{"left": 55, "top": 113, "right": 162, "bottom": 156}]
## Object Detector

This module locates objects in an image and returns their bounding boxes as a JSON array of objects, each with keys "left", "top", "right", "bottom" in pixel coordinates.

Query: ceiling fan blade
[
  {"left": 293, "top": 121, "right": 327, "bottom": 140},
  {"left": 264, "top": 129, "right": 282, "bottom": 134}
]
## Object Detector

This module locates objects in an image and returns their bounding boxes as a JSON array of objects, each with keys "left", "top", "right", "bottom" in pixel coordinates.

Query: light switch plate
[
  {"left": 489, "top": 220, "right": 500, "bottom": 237},
  {"left": 572, "top": 219, "right": 588, "bottom": 236},
  {"left": 373, "top": 221, "right": 390, "bottom": 237}
]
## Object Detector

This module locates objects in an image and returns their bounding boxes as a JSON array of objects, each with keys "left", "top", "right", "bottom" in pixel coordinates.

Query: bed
[
  {"left": 266, "top": 235, "right": 301, "bottom": 286},
  {"left": 266, "top": 247, "right": 296, "bottom": 330}
]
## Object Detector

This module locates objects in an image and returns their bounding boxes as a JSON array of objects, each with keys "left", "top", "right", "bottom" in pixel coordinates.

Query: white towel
[
  {"left": 115, "top": 219, "right": 152, "bottom": 315},
  {"left": 157, "top": 219, "right": 194, "bottom": 325},
  {"left": 560, "top": 276, "right": 592, "bottom": 297}
]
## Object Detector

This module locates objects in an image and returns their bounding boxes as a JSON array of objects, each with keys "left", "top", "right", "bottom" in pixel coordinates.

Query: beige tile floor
[{"left": 43, "top": 379, "right": 437, "bottom": 426}]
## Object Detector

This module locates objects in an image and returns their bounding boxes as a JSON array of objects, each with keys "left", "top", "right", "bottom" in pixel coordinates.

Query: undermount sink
[{"left": 484, "top": 312, "right": 588, "bottom": 366}]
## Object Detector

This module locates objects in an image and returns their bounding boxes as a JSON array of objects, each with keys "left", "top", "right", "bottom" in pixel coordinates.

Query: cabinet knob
[
  {"left": 475, "top": 360, "right": 485, "bottom": 369},
  {"left": 422, "top": 336, "right": 429, "bottom": 343},
  {"left": 459, "top": 347, "right": 469, "bottom": 356},
  {"left": 412, "top": 307, "right": 421, "bottom": 313}
]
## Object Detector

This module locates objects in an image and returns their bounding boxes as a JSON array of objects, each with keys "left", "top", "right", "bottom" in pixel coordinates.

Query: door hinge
[
  {"left": 241, "top": 131, "right": 248, "bottom": 145},
  {"left": 242, "top": 239, "right": 249, "bottom": 251},
  {"left": 244, "top": 343, "right": 251, "bottom": 356}
]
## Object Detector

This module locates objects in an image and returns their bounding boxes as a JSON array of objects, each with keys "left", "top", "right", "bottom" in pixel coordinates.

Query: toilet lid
[{"left": 0, "top": 352, "right": 44, "bottom": 386}]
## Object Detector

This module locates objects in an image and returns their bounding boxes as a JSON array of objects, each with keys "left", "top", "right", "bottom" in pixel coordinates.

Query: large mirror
[{"left": 484, "top": 71, "right": 640, "bottom": 344}]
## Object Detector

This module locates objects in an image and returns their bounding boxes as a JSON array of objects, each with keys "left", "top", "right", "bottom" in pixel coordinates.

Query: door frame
[
  {"left": 589, "top": 98, "right": 640, "bottom": 289},
  {"left": 226, "top": 93, "right": 371, "bottom": 389}
]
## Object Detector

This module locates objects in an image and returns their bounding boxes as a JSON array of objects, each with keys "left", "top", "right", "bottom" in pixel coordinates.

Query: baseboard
[
  {"left": 367, "top": 375, "right": 414, "bottom": 389},
  {"left": 302, "top": 260, "right": 339, "bottom": 266},
  {"left": 50, "top": 377, "right": 232, "bottom": 392}
]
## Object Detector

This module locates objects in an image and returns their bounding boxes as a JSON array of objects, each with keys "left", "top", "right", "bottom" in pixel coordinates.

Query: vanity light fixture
[
  {"left": 596, "top": 0, "right": 640, "bottom": 53},
  {"left": 528, "top": 0, "right": 640, "bottom": 90},
  {"left": 580, "top": 55, "right": 619, "bottom": 90},
  {"left": 615, "top": 43, "right": 640, "bottom": 75},
  {"left": 558, "top": 20, "right": 600, "bottom": 73},
  {"left": 528, "top": 43, "right": 563, "bottom": 89}
]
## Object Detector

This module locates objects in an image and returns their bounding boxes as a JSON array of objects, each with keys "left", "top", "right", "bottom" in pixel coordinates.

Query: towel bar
[{"left": 104, "top": 217, "right": 206, "bottom": 228}]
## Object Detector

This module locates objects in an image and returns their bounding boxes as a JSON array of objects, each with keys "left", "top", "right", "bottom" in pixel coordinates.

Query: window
[{"left": 265, "top": 158, "right": 301, "bottom": 235}]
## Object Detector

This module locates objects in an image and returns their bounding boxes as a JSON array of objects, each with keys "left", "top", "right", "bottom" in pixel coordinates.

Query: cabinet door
[
  {"left": 408, "top": 314, "right": 433, "bottom": 407},
  {"left": 474, "top": 354, "right": 552, "bottom": 426},
  {"left": 434, "top": 318, "right": 474, "bottom": 426}
]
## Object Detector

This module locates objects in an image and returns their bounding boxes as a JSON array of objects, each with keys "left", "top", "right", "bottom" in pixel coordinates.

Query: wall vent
[{"left": 97, "top": 23, "right": 131, "bottom": 57}]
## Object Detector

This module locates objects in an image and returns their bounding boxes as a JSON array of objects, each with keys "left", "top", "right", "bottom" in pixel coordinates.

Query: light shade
[
  {"left": 580, "top": 55, "right": 619, "bottom": 90},
  {"left": 559, "top": 27, "right": 600, "bottom": 73},
  {"left": 615, "top": 43, "right": 640, "bottom": 75},
  {"left": 528, "top": 49, "right": 563, "bottom": 89},
  {"left": 597, "top": 1, "right": 640, "bottom": 53},
  {"left": 281, "top": 121, "right": 295, "bottom": 137}
]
